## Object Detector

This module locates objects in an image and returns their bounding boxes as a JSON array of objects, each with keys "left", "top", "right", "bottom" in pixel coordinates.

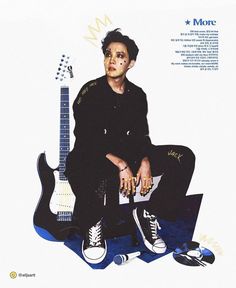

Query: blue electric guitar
[{"left": 34, "top": 55, "right": 76, "bottom": 240}]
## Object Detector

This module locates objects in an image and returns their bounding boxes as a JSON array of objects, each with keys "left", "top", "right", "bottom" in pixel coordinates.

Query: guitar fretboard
[{"left": 59, "top": 86, "right": 70, "bottom": 180}]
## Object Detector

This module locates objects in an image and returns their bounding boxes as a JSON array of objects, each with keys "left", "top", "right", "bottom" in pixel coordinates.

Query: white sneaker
[
  {"left": 82, "top": 220, "right": 107, "bottom": 264},
  {"left": 133, "top": 208, "right": 167, "bottom": 254}
]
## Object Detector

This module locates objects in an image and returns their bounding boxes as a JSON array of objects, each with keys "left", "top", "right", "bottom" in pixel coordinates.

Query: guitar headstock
[{"left": 55, "top": 54, "right": 74, "bottom": 82}]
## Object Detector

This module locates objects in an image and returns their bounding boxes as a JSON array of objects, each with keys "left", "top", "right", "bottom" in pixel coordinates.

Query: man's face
[{"left": 104, "top": 42, "right": 134, "bottom": 78}]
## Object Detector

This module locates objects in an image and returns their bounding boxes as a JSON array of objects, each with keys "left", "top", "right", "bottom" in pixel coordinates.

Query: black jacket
[{"left": 65, "top": 75, "right": 152, "bottom": 177}]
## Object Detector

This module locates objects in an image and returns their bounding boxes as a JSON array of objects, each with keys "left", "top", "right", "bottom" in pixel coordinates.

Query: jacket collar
[{"left": 99, "top": 75, "right": 132, "bottom": 95}]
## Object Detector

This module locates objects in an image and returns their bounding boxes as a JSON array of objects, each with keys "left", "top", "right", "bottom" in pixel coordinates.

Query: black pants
[{"left": 67, "top": 145, "right": 195, "bottom": 234}]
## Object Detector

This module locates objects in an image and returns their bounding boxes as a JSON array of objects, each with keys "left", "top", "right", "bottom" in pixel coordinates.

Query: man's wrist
[
  {"left": 119, "top": 165, "right": 128, "bottom": 172},
  {"left": 106, "top": 153, "right": 127, "bottom": 169},
  {"left": 117, "top": 160, "right": 128, "bottom": 170}
]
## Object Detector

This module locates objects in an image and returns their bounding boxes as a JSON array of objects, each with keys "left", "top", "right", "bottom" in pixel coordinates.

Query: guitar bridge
[{"left": 57, "top": 211, "right": 73, "bottom": 222}]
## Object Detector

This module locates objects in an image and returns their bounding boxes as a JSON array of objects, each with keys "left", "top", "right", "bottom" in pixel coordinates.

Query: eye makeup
[
  {"left": 104, "top": 49, "right": 111, "bottom": 58},
  {"left": 116, "top": 52, "right": 125, "bottom": 59},
  {"left": 104, "top": 49, "right": 127, "bottom": 60}
]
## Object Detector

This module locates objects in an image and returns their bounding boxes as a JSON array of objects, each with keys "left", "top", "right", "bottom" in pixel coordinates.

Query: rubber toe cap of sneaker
[
  {"left": 152, "top": 239, "right": 167, "bottom": 254},
  {"left": 83, "top": 247, "right": 106, "bottom": 264}
]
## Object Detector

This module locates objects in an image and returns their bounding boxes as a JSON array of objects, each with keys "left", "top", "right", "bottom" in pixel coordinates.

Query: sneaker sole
[
  {"left": 133, "top": 208, "right": 167, "bottom": 254},
  {"left": 82, "top": 240, "right": 107, "bottom": 264}
]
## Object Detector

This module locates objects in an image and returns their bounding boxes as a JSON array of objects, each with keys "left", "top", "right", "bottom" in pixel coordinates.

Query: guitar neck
[{"left": 59, "top": 86, "right": 70, "bottom": 180}]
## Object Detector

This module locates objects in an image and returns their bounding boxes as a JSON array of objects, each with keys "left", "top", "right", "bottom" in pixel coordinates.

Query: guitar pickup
[{"left": 57, "top": 211, "right": 73, "bottom": 222}]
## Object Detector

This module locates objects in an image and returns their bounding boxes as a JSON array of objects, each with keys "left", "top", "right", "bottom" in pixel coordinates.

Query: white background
[{"left": 1, "top": 0, "right": 235, "bottom": 287}]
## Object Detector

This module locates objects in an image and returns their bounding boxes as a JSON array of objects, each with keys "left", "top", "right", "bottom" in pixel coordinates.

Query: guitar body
[{"left": 34, "top": 152, "right": 77, "bottom": 241}]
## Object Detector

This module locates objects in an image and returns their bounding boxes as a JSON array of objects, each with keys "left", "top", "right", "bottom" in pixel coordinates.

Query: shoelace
[
  {"left": 144, "top": 210, "right": 162, "bottom": 240},
  {"left": 88, "top": 221, "right": 102, "bottom": 247}
]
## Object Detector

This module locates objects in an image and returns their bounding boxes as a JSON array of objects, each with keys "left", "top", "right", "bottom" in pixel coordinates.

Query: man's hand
[
  {"left": 136, "top": 157, "right": 153, "bottom": 196},
  {"left": 119, "top": 165, "right": 136, "bottom": 197},
  {"left": 106, "top": 153, "right": 136, "bottom": 197}
]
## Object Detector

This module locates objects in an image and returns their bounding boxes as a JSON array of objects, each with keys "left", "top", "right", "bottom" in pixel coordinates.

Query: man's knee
[{"left": 178, "top": 145, "right": 196, "bottom": 170}]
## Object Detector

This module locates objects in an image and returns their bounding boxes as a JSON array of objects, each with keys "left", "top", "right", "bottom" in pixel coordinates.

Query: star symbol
[{"left": 185, "top": 19, "right": 191, "bottom": 25}]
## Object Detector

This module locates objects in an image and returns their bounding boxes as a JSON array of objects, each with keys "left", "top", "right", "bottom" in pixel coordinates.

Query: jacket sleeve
[
  {"left": 72, "top": 81, "right": 113, "bottom": 161},
  {"left": 130, "top": 91, "right": 152, "bottom": 160}
]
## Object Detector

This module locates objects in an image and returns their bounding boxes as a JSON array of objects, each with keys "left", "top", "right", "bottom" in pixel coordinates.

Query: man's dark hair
[{"left": 101, "top": 28, "right": 139, "bottom": 61}]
